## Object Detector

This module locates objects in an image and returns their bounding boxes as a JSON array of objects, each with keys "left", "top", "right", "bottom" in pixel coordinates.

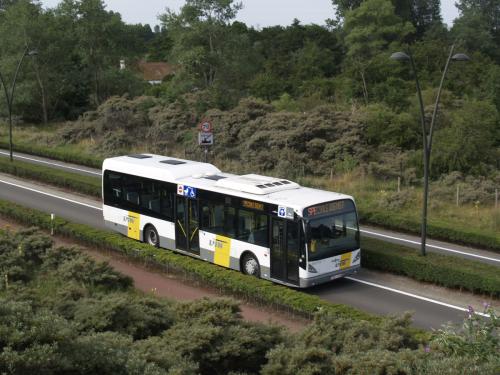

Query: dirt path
[{"left": 0, "top": 218, "right": 308, "bottom": 332}]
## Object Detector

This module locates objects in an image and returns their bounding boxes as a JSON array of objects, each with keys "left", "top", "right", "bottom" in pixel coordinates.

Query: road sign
[
  {"left": 199, "top": 119, "right": 213, "bottom": 133},
  {"left": 198, "top": 132, "right": 214, "bottom": 146}
]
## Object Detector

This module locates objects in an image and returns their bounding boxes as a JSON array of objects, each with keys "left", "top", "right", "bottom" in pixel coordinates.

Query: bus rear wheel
[
  {"left": 242, "top": 253, "right": 260, "bottom": 277},
  {"left": 145, "top": 225, "right": 159, "bottom": 247}
]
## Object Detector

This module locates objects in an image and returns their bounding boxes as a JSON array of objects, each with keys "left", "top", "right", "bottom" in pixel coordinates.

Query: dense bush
[
  {"left": 431, "top": 172, "right": 500, "bottom": 205},
  {"left": 0, "top": 228, "right": 498, "bottom": 374},
  {"left": 261, "top": 311, "right": 499, "bottom": 375}
]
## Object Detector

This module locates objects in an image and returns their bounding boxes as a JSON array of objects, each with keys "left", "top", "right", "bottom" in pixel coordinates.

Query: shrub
[
  {"left": 57, "top": 256, "right": 133, "bottom": 291},
  {"left": 72, "top": 294, "right": 175, "bottom": 339},
  {"left": 361, "top": 237, "right": 500, "bottom": 297}
]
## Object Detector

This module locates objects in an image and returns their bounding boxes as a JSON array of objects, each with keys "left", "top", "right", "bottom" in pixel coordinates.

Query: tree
[
  {"left": 453, "top": 0, "right": 500, "bottom": 62},
  {"left": 410, "top": 0, "right": 442, "bottom": 37},
  {"left": 432, "top": 100, "right": 499, "bottom": 175},
  {"left": 331, "top": 0, "right": 364, "bottom": 21},
  {"left": 334, "top": 0, "right": 442, "bottom": 37},
  {"left": 56, "top": 0, "right": 144, "bottom": 106},
  {"left": 343, "top": 0, "right": 414, "bottom": 103},
  {"left": 160, "top": 0, "right": 244, "bottom": 89}
]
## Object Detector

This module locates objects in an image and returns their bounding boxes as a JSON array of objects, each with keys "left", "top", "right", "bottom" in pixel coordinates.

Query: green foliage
[
  {"left": 431, "top": 305, "right": 499, "bottom": 360},
  {"left": 359, "top": 206, "right": 500, "bottom": 251},
  {"left": 262, "top": 311, "right": 499, "bottom": 374},
  {"left": 57, "top": 256, "right": 133, "bottom": 291},
  {"left": 361, "top": 237, "right": 500, "bottom": 296},
  {"left": 0, "top": 156, "right": 101, "bottom": 197},
  {"left": 72, "top": 294, "right": 175, "bottom": 339},
  {"left": 0, "top": 140, "right": 102, "bottom": 168},
  {"left": 343, "top": 0, "right": 414, "bottom": 103},
  {"left": 432, "top": 99, "right": 499, "bottom": 175},
  {"left": 0, "top": 206, "right": 499, "bottom": 373}
]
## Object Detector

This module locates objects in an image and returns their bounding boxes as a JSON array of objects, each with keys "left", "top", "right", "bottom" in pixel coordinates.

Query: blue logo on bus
[
  {"left": 178, "top": 184, "right": 197, "bottom": 198},
  {"left": 278, "top": 207, "right": 286, "bottom": 217}
]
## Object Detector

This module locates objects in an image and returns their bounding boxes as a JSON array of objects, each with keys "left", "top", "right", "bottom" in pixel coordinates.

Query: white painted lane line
[
  {"left": 0, "top": 179, "right": 103, "bottom": 211},
  {"left": 0, "top": 151, "right": 102, "bottom": 176},
  {"left": 2, "top": 150, "right": 496, "bottom": 263},
  {"left": 360, "top": 229, "right": 500, "bottom": 263},
  {"left": 346, "top": 276, "right": 491, "bottom": 318}
]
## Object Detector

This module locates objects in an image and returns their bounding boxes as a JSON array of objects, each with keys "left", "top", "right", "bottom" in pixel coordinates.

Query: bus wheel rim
[
  {"left": 245, "top": 258, "right": 257, "bottom": 275},
  {"left": 148, "top": 230, "right": 157, "bottom": 245}
]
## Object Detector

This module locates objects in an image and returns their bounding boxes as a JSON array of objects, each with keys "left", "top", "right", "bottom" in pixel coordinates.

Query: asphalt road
[
  {"left": 0, "top": 175, "right": 484, "bottom": 330},
  {"left": 1, "top": 148, "right": 499, "bottom": 266}
]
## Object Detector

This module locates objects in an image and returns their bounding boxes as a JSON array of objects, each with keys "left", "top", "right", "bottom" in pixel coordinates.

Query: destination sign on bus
[
  {"left": 242, "top": 200, "right": 264, "bottom": 211},
  {"left": 305, "top": 200, "right": 349, "bottom": 217}
]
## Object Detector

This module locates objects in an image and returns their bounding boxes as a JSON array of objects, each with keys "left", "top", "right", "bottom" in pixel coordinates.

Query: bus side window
[
  {"left": 237, "top": 208, "right": 269, "bottom": 247},
  {"left": 160, "top": 184, "right": 174, "bottom": 219},
  {"left": 224, "top": 206, "right": 236, "bottom": 238},
  {"left": 201, "top": 201, "right": 227, "bottom": 235},
  {"left": 140, "top": 180, "right": 161, "bottom": 214},
  {"left": 123, "top": 176, "right": 141, "bottom": 207},
  {"left": 104, "top": 171, "right": 122, "bottom": 205}
]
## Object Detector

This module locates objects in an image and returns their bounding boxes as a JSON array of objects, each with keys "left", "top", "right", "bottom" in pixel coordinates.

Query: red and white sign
[{"left": 199, "top": 119, "right": 213, "bottom": 133}]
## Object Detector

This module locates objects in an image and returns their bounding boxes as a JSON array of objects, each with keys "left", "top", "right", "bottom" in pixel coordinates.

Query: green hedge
[
  {"left": 0, "top": 157, "right": 101, "bottom": 197},
  {"left": 0, "top": 198, "right": 379, "bottom": 325},
  {"left": 359, "top": 208, "right": 500, "bottom": 252},
  {"left": 0, "top": 141, "right": 102, "bottom": 169},
  {"left": 362, "top": 237, "right": 500, "bottom": 297}
]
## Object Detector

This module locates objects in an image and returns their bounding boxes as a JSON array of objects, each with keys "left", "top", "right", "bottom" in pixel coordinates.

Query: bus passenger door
[
  {"left": 175, "top": 196, "right": 200, "bottom": 255},
  {"left": 188, "top": 199, "right": 200, "bottom": 254},
  {"left": 176, "top": 196, "right": 188, "bottom": 251},
  {"left": 271, "top": 219, "right": 299, "bottom": 285}
]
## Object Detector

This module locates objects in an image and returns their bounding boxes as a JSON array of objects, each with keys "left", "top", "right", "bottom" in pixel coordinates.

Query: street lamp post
[
  {"left": 0, "top": 47, "right": 38, "bottom": 162},
  {"left": 390, "top": 45, "right": 470, "bottom": 256}
]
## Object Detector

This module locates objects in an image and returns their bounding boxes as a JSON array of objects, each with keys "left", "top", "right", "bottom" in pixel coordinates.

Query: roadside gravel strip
[
  {"left": 1, "top": 149, "right": 497, "bottom": 264},
  {"left": 0, "top": 173, "right": 497, "bottom": 329}
]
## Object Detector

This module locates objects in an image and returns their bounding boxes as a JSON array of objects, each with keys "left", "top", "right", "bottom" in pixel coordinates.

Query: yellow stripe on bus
[
  {"left": 214, "top": 235, "right": 231, "bottom": 267},
  {"left": 127, "top": 212, "right": 141, "bottom": 240},
  {"left": 340, "top": 252, "right": 352, "bottom": 270}
]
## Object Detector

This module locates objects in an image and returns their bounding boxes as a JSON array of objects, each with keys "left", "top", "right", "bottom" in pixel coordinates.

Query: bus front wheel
[
  {"left": 241, "top": 253, "right": 260, "bottom": 277},
  {"left": 144, "top": 225, "right": 159, "bottom": 247}
]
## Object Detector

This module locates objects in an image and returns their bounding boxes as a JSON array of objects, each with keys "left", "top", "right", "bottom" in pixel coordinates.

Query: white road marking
[
  {"left": 1, "top": 176, "right": 495, "bottom": 318},
  {"left": 0, "top": 151, "right": 102, "bottom": 176},
  {"left": 346, "top": 276, "right": 491, "bottom": 318},
  {"left": 0, "top": 179, "right": 102, "bottom": 211},
  {"left": 360, "top": 229, "right": 500, "bottom": 263},
  {"left": 2, "top": 150, "right": 497, "bottom": 263}
]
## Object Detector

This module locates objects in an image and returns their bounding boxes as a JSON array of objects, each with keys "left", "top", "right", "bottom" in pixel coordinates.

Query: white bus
[{"left": 102, "top": 154, "right": 360, "bottom": 288}]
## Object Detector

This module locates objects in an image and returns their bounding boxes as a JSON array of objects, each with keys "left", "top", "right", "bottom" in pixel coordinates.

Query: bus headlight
[{"left": 308, "top": 264, "right": 318, "bottom": 273}]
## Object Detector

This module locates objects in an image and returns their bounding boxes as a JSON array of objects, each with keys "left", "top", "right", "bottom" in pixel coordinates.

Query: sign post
[{"left": 198, "top": 119, "right": 213, "bottom": 162}]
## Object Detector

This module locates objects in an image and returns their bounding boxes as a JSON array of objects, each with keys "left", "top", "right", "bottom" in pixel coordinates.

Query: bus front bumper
[{"left": 299, "top": 265, "right": 359, "bottom": 288}]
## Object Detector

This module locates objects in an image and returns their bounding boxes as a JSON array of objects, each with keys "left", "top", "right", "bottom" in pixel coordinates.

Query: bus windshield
[{"left": 307, "top": 210, "right": 359, "bottom": 261}]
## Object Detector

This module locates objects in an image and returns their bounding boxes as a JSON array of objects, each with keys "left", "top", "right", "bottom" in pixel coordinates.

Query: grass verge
[
  {"left": 360, "top": 209, "right": 500, "bottom": 252},
  {"left": 362, "top": 237, "right": 500, "bottom": 297},
  {"left": 0, "top": 156, "right": 101, "bottom": 197},
  {"left": 0, "top": 140, "right": 102, "bottom": 168}
]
